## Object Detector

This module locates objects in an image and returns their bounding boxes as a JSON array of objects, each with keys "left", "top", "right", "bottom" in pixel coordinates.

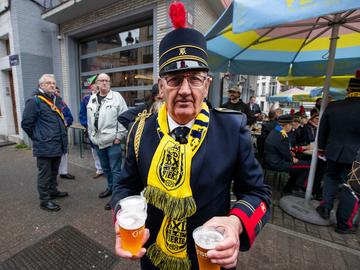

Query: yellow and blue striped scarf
[{"left": 144, "top": 102, "right": 209, "bottom": 270}]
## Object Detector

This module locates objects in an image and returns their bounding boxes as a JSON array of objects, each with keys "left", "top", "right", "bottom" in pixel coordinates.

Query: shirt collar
[{"left": 167, "top": 113, "right": 194, "bottom": 133}]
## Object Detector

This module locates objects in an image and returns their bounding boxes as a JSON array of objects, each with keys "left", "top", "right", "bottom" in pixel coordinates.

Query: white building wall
[{"left": 0, "top": 8, "right": 12, "bottom": 137}]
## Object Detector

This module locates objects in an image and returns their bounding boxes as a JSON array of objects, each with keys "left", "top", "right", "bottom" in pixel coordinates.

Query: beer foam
[
  {"left": 118, "top": 212, "right": 146, "bottom": 230},
  {"left": 193, "top": 229, "right": 224, "bottom": 249},
  {"left": 120, "top": 196, "right": 146, "bottom": 211}
]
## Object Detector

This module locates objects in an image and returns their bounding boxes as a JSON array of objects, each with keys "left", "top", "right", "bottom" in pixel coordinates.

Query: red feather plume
[
  {"left": 299, "top": 105, "right": 305, "bottom": 114},
  {"left": 169, "top": 1, "right": 187, "bottom": 29},
  {"left": 356, "top": 69, "right": 360, "bottom": 78},
  {"left": 290, "top": 108, "right": 295, "bottom": 116}
]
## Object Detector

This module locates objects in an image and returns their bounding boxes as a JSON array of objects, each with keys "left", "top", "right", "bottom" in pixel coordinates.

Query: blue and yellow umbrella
[{"left": 206, "top": 0, "right": 360, "bottom": 77}]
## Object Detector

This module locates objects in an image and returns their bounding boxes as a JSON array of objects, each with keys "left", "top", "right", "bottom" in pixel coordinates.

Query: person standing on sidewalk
[
  {"left": 21, "top": 74, "right": 69, "bottom": 212},
  {"left": 79, "top": 75, "right": 104, "bottom": 179},
  {"left": 54, "top": 87, "right": 75, "bottom": 180},
  {"left": 316, "top": 78, "right": 360, "bottom": 219},
  {"left": 87, "top": 73, "right": 128, "bottom": 210}
]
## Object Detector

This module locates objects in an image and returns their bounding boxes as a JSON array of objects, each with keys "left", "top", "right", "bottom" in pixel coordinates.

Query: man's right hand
[{"left": 114, "top": 223, "right": 150, "bottom": 259}]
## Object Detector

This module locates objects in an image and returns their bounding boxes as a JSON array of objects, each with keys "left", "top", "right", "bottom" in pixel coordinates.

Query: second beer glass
[{"left": 193, "top": 226, "right": 225, "bottom": 270}]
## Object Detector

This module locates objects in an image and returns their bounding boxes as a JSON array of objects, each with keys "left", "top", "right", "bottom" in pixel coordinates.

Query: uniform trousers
[
  {"left": 336, "top": 185, "right": 359, "bottom": 230},
  {"left": 36, "top": 156, "right": 61, "bottom": 201},
  {"left": 321, "top": 160, "right": 351, "bottom": 210}
]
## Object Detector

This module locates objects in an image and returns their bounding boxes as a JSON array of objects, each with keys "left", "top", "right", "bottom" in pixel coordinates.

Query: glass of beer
[
  {"left": 117, "top": 210, "right": 147, "bottom": 256},
  {"left": 193, "top": 226, "right": 225, "bottom": 270}
]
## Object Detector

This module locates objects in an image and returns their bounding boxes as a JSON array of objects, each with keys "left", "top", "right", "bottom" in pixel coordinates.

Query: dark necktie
[{"left": 172, "top": 126, "right": 190, "bottom": 144}]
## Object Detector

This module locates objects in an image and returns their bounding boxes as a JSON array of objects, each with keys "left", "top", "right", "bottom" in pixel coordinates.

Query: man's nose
[{"left": 177, "top": 78, "right": 191, "bottom": 95}]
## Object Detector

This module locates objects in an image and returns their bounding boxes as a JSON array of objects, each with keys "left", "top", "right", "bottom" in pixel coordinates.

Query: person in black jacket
[
  {"left": 316, "top": 78, "right": 360, "bottom": 220},
  {"left": 257, "top": 110, "right": 278, "bottom": 161},
  {"left": 264, "top": 114, "right": 310, "bottom": 193},
  {"left": 221, "top": 85, "right": 256, "bottom": 125},
  {"left": 248, "top": 96, "right": 262, "bottom": 120},
  {"left": 21, "top": 74, "right": 69, "bottom": 212},
  {"left": 118, "top": 83, "right": 163, "bottom": 130}
]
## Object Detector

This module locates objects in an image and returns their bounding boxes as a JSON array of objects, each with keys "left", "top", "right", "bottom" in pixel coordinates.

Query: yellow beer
[
  {"left": 193, "top": 226, "right": 225, "bottom": 270},
  {"left": 118, "top": 211, "right": 147, "bottom": 256}
]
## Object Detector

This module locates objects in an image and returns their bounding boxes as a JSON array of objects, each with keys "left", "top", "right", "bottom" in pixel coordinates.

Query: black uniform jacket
[
  {"left": 21, "top": 89, "right": 67, "bottom": 157},
  {"left": 111, "top": 109, "right": 271, "bottom": 270},
  {"left": 318, "top": 97, "right": 360, "bottom": 164},
  {"left": 264, "top": 127, "right": 293, "bottom": 172}
]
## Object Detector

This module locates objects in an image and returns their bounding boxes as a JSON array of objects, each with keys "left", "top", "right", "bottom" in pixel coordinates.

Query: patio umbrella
[
  {"left": 206, "top": 0, "right": 360, "bottom": 76},
  {"left": 310, "top": 87, "right": 347, "bottom": 99},
  {"left": 206, "top": 0, "right": 360, "bottom": 225},
  {"left": 268, "top": 87, "right": 307, "bottom": 103},
  {"left": 278, "top": 75, "right": 353, "bottom": 88}
]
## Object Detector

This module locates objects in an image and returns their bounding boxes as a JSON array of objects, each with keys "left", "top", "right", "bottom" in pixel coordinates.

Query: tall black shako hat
[{"left": 159, "top": 1, "right": 208, "bottom": 75}]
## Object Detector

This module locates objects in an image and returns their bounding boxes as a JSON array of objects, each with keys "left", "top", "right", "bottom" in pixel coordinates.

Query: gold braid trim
[
  {"left": 126, "top": 110, "right": 152, "bottom": 161},
  {"left": 144, "top": 186, "right": 196, "bottom": 219},
  {"left": 147, "top": 244, "right": 191, "bottom": 270}
]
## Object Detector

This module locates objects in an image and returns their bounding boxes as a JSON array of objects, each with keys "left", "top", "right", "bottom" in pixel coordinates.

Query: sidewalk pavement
[{"left": 0, "top": 145, "right": 359, "bottom": 269}]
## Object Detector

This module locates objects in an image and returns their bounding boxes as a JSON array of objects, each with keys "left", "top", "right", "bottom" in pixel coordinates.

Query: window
[
  {"left": 79, "top": 21, "right": 153, "bottom": 105},
  {"left": 261, "top": 82, "right": 266, "bottom": 95},
  {"left": 270, "top": 82, "right": 277, "bottom": 96}
]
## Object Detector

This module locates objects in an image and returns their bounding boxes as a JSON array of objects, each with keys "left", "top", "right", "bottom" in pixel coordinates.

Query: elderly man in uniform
[
  {"left": 316, "top": 78, "right": 360, "bottom": 219},
  {"left": 21, "top": 74, "right": 69, "bottom": 212},
  {"left": 111, "top": 2, "right": 271, "bottom": 270}
]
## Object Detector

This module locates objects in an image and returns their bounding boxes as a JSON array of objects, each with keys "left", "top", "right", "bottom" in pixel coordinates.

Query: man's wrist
[{"left": 229, "top": 214, "right": 243, "bottom": 234}]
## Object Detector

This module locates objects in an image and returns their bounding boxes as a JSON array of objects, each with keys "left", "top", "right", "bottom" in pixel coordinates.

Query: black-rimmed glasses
[{"left": 162, "top": 73, "right": 208, "bottom": 89}]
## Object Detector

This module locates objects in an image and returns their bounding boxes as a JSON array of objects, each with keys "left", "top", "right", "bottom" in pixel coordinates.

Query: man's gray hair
[{"left": 39, "top": 74, "right": 56, "bottom": 85}]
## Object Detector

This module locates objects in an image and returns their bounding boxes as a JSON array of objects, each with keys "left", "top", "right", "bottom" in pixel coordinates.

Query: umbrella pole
[
  {"left": 279, "top": 14, "right": 341, "bottom": 226},
  {"left": 304, "top": 14, "right": 341, "bottom": 203}
]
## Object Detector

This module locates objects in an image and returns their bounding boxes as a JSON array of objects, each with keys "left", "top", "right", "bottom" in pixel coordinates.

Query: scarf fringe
[
  {"left": 144, "top": 186, "right": 196, "bottom": 219},
  {"left": 147, "top": 243, "right": 192, "bottom": 270}
]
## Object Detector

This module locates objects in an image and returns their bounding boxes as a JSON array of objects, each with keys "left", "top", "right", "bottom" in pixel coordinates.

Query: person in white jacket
[{"left": 87, "top": 73, "right": 128, "bottom": 210}]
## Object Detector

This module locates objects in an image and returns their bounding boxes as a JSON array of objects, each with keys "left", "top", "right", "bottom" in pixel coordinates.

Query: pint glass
[
  {"left": 117, "top": 210, "right": 147, "bottom": 256},
  {"left": 193, "top": 226, "right": 225, "bottom": 270}
]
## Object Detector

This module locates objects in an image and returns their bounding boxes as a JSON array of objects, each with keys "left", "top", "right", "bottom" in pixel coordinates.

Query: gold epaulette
[
  {"left": 214, "top": 107, "right": 242, "bottom": 114},
  {"left": 126, "top": 110, "right": 152, "bottom": 161}
]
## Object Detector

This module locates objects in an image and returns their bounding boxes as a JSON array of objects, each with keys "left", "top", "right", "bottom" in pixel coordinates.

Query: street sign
[{"left": 9, "top": 54, "right": 19, "bottom": 66}]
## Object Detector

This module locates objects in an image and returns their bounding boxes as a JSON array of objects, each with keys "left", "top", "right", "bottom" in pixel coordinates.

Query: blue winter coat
[
  {"left": 79, "top": 95, "right": 90, "bottom": 127},
  {"left": 21, "top": 89, "right": 68, "bottom": 157}
]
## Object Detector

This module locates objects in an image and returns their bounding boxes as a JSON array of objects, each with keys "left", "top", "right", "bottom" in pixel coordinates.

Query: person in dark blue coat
[
  {"left": 54, "top": 87, "right": 75, "bottom": 179},
  {"left": 21, "top": 74, "right": 69, "bottom": 212},
  {"left": 264, "top": 114, "right": 310, "bottom": 193},
  {"left": 111, "top": 3, "right": 271, "bottom": 270},
  {"left": 316, "top": 78, "right": 360, "bottom": 220}
]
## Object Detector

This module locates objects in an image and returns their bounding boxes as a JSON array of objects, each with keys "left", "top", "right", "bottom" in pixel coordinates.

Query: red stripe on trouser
[
  {"left": 347, "top": 197, "right": 359, "bottom": 229},
  {"left": 290, "top": 165, "right": 311, "bottom": 169},
  {"left": 303, "top": 178, "right": 308, "bottom": 189}
]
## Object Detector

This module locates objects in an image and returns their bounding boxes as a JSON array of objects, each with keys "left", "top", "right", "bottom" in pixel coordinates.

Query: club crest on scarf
[
  {"left": 164, "top": 217, "right": 187, "bottom": 253},
  {"left": 158, "top": 142, "right": 186, "bottom": 191}
]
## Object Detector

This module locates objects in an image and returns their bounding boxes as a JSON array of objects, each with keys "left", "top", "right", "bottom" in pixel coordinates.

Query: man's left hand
[
  {"left": 114, "top": 138, "right": 121, "bottom": 144},
  {"left": 203, "top": 215, "right": 242, "bottom": 269}
]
